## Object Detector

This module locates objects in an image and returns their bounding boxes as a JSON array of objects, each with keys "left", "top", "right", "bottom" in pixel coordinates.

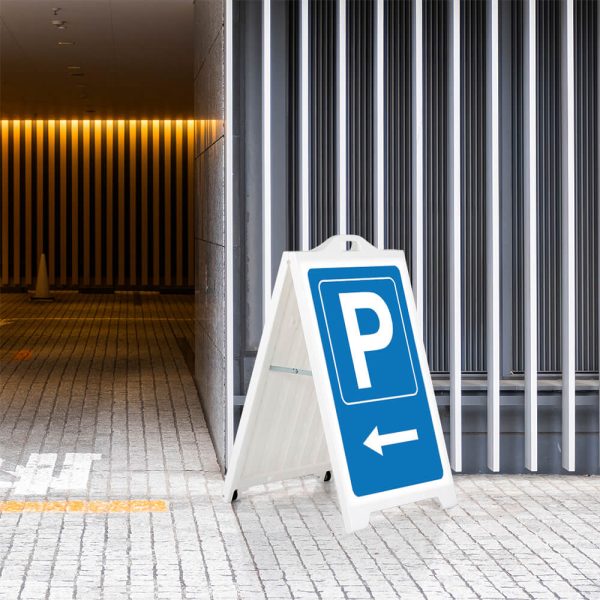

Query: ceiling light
[
  {"left": 57, "top": 41, "right": 74, "bottom": 46},
  {"left": 67, "top": 66, "right": 81, "bottom": 70},
  {"left": 51, "top": 19, "right": 67, "bottom": 29}
]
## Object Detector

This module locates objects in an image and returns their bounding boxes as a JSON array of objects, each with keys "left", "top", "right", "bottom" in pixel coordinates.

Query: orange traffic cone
[{"left": 31, "top": 254, "right": 54, "bottom": 301}]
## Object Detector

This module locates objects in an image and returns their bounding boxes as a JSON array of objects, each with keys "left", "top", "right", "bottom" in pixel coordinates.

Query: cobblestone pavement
[{"left": 0, "top": 292, "right": 599, "bottom": 600}]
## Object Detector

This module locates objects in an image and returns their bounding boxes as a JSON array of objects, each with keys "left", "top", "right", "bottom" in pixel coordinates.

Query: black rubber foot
[
  {"left": 323, "top": 471, "right": 332, "bottom": 482},
  {"left": 231, "top": 490, "right": 238, "bottom": 502}
]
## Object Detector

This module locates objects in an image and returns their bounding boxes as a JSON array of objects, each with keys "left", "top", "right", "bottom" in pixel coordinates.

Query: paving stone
[{"left": 0, "top": 292, "right": 599, "bottom": 599}]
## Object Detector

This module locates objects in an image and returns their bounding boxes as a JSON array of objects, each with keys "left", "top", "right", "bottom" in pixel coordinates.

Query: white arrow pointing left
[{"left": 363, "top": 426, "right": 419, "bottom": 455}]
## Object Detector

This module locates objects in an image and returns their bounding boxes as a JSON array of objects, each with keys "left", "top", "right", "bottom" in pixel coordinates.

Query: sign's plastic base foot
[
  {"left": 223, "top": 481, "right": 238, "bottom": 502},
  {"left": 343, "top": 510, "right": 371, "bottom": 533},
  {"left": 437, "top": 487, "right": 457, "bottom": 510}
]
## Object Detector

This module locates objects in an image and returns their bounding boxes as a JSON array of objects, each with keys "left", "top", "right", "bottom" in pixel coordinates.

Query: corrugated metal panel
[
  {"left": 347, "top": 0, "right": 375, "bottom": 244},
  {"left": 512, "top": 0, "right": 580, "bottom": 376},
  {"left": 575, "top": 0, "right": 599, "bottom": 373},
  {"left": 384, "top": 0, "right": 412, "bottom": 265},
  {"left": 460, "top": 0, "right": 487, "bottom": 373},
  {"left": 511, "top": 0, "right": 526, "bottom": 374},
  {"left": 310, "top": 0, "right": 337, "bottom": 247},
  {"left": 424, "top": 0, "right": 449, "bottom": 374},
  {"left": 537, "top": 0, "right": 563, "bottom": 374}
]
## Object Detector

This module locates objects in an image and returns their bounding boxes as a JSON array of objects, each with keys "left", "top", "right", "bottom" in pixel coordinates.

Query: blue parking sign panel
[{"left": 308, "top": 265, "right": 443, "bottom": 497}]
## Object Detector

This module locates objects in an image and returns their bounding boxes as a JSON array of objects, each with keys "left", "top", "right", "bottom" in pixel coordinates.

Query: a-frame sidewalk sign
[{"left": 224, "top": 235, "right": 456, "bottom": 533}]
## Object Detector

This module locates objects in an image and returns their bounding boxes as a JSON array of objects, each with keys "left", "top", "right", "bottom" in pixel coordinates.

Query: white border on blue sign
[{"left": 317, "top": 276, "right": 419, "bottom": 406}]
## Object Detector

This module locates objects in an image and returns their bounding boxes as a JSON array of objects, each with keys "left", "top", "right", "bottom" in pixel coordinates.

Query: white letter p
[{"left": 339, "top": 292, "right": 393, "bottom": 389}]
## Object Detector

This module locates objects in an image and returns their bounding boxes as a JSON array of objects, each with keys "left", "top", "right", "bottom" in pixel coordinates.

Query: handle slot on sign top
[{"left": 313, "top": 234, "right": 379, "bottom": 256}]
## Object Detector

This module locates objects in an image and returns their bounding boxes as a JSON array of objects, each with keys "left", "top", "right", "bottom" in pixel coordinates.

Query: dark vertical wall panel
[
  {"left": 310, "top": 0, "right": 337, "bottom": 247},
  {"left": 347, "top": 0, "right": 375, "bottom": 243},
  {"left": 0, "top": 119, "right": 194, "bottom": 290},
  {"left": 460, "top": 0, "right": 487, "bottom": 373},
  {"left": 287, "top": 0, "right": 301, "bottom": 251},
  {"left": 575, "top": 0, "right": 598, "bottom": 373},
  {"left": 271, "top": 0, "right": 295, "bottom": 271},
  {"left": 424, "top": 0, "right": 450, "bottom": 373},
  {"left": 537, "top": 0, "right": 563, "bottom": 373},
  {"left": 236, "top": 0, "right": 264, "bottom": 388},
  {"left": 510, "top": 0, "right": 526, "bottom": 374},
  {"left": 385, "top": 0, "right": 412, "bottom": 264}
]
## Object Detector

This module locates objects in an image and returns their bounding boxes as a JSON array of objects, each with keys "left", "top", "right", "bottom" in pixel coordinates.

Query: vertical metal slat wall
[{"left": 230, "top": 0, "right": 600, "bottom": 474}]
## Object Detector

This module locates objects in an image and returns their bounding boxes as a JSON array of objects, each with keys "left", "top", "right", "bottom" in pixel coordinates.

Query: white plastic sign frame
[{"left": 224, "top": 235, "right": 456, "bottom": 532}]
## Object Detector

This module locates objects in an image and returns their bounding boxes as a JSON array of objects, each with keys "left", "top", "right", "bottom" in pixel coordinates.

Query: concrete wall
[{"left": 193, "top": 0, "right": 227, "bottom": 468}]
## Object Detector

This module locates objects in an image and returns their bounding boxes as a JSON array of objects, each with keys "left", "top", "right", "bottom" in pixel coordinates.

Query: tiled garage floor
[{"left": 0, "top": 292, "right": 599, "bottom": 599}]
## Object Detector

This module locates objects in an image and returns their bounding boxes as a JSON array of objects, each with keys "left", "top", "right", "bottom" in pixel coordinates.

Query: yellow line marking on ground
[{"left": 0, "top": 500, "right": 168, "bottom": 513}]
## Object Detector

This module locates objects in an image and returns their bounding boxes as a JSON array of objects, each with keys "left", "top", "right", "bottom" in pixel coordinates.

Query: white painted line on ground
[
  {"left": 50, "top": 453, "right": 102, "bottom": 491},
  {"left": 6, "top": 453, "right": 102, "bottom": 495}
]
